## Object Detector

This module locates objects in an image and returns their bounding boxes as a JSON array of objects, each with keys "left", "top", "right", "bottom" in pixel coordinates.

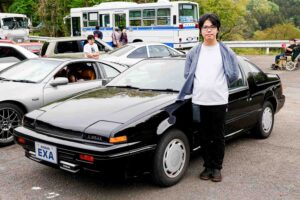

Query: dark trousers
[{"left": 194, "top": 104, "right": 227, "bottom": 170}]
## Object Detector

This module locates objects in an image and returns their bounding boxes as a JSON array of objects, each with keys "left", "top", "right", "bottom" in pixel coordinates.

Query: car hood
[{"left": 36, "top": 87, "right": 177, "bottom": 132}]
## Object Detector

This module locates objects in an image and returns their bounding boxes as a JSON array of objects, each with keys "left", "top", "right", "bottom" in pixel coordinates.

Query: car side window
[
  {"left": 101, "top": 63, "right": 120, "bottom": 78},
  {"left": 243, "top": 60, "right": 267, "bottom": 84},
  {"left": 149, "top": 45, "right": 171, "bottom": 57},
  {"left": 55, "top": 41, "right": 80, "bottom": 54},
  {"left": 229, "top": 64, "right": 246, "bottom": 89},
  {"left": 54, "top": 62, "right": 98, "bottom": 83},
  {"left": 167, "top": 47, "right": 181, "bottom": 56},
  {"left": 127, "top": 47, "right": 147, "bottom": 58},
  {"left": 0, "top": 46, "right": 25, "bottom": 61}
]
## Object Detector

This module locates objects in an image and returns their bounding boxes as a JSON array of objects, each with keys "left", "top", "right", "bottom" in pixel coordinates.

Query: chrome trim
[
  {"left": 192, "top": 146, "right": 201, "bottom": 151},
  {"left": 225, "top": 129, "right": 244, "bottom": 138},
  {"left": 60, "top": 161, "right": 77, "bottom": 168}
]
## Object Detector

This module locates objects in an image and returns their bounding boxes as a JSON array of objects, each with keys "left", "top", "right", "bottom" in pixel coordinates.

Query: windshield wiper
[
  {"left": 106, "top": 85, "right": 141, "bottom": 90},
  {"left": 140, "top": 88, "right": 179, "bottom": 92},
  {"left": 0, "top": 77, "right": 11, "bottom": 81},
  {"left": 11, "top": 79, "right": 36, "bottom": 83}
]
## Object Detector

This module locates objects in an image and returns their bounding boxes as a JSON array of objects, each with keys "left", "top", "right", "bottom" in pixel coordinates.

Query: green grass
[{"left": 232, "top": 48, "right": 283, "bottom": 55}]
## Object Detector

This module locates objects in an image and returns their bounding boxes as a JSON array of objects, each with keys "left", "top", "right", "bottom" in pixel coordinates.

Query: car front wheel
[
  {"left": 253, "top": 101, "right": 274, "bottom": 139},
  {"left": 0, "top": 103, "right": 24, "bottom": 146},
  {"left": 152, "top": 129, "right": 190, "bottom": 187}
]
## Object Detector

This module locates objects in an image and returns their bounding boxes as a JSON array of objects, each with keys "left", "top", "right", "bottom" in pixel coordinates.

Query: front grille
[{"left": 35, "top": 120, "right": 83, "bottom": 139}]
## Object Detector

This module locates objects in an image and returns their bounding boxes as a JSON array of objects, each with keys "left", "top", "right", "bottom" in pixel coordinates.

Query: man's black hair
[
  {"left": 96, "top": 25, "right": 100, "bottom": 30},
  {"left": 87, "top": 35, "right": 95, "bottom": 40},
  {"left": 198, "top": 13, "right": 221, "bottom": 31}
]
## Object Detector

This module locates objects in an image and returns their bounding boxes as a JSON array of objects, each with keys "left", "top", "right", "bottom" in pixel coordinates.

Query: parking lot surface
[{"left": 0, "top": 55, "right": 299, "bottom": 200}]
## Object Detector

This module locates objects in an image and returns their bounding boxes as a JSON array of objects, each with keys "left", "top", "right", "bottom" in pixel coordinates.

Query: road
[{"left": 0, "top": 56, "right": 299, "bottom": 200}]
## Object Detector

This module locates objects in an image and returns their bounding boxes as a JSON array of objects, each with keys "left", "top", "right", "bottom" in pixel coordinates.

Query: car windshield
[
  {"left": 108, "top": 45, "right": 136, "bottom": 56},
  {"left": 107, "top": 59, "right": 185, "bottom": 91},
  {"left": 0, "top": 59, "right": 62, "bottom": 83},
  {"left": 2, "top": 17, "right": 29, "bottom": 29}
]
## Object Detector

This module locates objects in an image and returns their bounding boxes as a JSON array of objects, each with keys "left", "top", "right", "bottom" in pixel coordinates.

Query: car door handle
[{"left": 32, "top": 98, "right": 39, "bottom": 101}]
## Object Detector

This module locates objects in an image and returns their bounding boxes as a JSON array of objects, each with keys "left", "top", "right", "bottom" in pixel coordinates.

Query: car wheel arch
[
  {"left": 264, "top": 90, "right": 277, "bottom": 112},
  {"left": 0, "top": 100, "right": 28, "bottom": 114}
]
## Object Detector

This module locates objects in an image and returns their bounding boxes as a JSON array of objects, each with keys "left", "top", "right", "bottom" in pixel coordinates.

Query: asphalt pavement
[{"left": 0, "top": 55, "right": 299, "bottom": 200}]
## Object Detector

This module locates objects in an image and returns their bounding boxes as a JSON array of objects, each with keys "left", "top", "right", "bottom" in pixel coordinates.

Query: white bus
[
  {"left": 0, "top": 13, "right": 30, "bottom": 43},
  {"left": 70, "top": 0, "right": 199, "bottom": 49}
]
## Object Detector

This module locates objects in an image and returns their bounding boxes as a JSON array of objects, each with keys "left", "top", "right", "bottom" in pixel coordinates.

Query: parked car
[
  {"left": 40, "top": 37, "right": 113, "bottom": 58},
  {"left": 14, "top": 56, "right": 285, "bottom": 186},
  {"left": 0, "top": 43, "right": 38, "bottom": 71},
  {"left": 0, "top": 58, "right": 127, "bottom": 145},
  {"left": 100, "top": 42, "right": 185, "bottom": 66},
  {"left": 0, "top": 39, "right": 43, "bottom": 55}
]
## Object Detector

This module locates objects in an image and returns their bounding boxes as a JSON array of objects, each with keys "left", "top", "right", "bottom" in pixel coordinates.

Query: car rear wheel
[
  {"left": 252, "top": 101, "right": 274, "bottom": 139},
  {"left": 152, "top": 129, "right": 190, "bottom": 187},
  {"left": 0, "top": 103, "right": 24, "bottom": 146}
]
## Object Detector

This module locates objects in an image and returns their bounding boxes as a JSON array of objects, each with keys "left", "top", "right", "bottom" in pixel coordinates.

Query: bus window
[
  {"left": 179, "top": 4, "right": 198, "bottom": 23},
  {"left": 83, "top": 13, "right": 88, "bottom": 27},
  {"left": 88, "top": 12, "right": 98, "bottom": 27},
  {"left": 129, "top": 10, "right": 142, "bottom": 26},
  {"left": 157, "top": 8, "right": 170, "bottom": 26},
  {"left": 143, "top": 9, "right": 155, "bottom": 26},
  {"left": 99, "top": 14, "right": 110, "bottom": 27}
]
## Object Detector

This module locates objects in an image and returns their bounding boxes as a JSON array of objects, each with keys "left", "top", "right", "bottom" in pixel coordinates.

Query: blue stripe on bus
[{"left": 82, "top": 26, "right": 197, "bottom": 31}]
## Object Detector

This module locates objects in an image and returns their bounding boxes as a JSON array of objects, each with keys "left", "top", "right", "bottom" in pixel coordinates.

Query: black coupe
[{"left": 14, "top": 57, "right": 285, "bottom": 187}]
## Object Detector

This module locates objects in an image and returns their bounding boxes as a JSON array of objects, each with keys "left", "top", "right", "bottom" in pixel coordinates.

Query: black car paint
[{"left": 14, "top": 57, "right": 285, "bottom": 174}]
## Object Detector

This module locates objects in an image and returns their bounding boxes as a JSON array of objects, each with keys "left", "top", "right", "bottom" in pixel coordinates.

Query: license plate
[{"left": 35, "top": 142, "right": 57, "bottom": 164}]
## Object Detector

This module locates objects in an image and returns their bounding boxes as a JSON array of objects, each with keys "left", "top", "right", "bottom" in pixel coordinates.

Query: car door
[
  {"left": 53, "top": 41, "right": 83, "bottom": 58},
  {"left": 225, "top": 62, "right": 251, "bottom": 136},
  {"left": 43, "top": 61, "right": 104, "bottom": 105}
]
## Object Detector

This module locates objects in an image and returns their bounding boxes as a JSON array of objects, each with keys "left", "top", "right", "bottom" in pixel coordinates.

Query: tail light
[
  {"left": 195, "top": 23, "right": 199, "bottom": 29},
  {"left": 17, "top": 137, "right": 26, "bottom": 144},
  {"left": 179, "top": 24, "right": 183, "bottom": 29},
  {"left": 79, "top": 154, "right": 94, "bottom": 163}
]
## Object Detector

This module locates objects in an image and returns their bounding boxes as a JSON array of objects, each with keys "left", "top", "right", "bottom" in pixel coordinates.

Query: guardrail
[{"left": 29, "top": 36, "right": 290, "bottom": 54}]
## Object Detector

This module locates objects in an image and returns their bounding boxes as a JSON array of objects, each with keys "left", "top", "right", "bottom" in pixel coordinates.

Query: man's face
[
  {"left": 201, "top": 20, "right": 218, "bottom": 42},
  {"left": 88, "top": 39, "right": 94, "bottom": 45},
  {"left": 289, "top": 40, "right": 295, "bottom": 45}
]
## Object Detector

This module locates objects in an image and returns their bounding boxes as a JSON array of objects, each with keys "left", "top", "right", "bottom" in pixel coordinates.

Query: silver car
[
  {"left": 0, "top": 58, "right": 127, "bottom": 145},
  {"left": 40, "top": 37, "right": 113, "bottom": 58}
]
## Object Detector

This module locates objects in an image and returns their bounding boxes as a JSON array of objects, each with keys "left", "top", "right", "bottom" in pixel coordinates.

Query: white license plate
[{"left": 35, "top": 142, "right": 57, "bottom": 164}]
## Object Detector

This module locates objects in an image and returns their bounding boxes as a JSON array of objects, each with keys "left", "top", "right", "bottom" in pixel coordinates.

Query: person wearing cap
[
  {"left": 177, "top": 13, "right": 239, "bottom": 182},
  {"left": 274, "top": 39, "right": 297, "bottom": 65}
]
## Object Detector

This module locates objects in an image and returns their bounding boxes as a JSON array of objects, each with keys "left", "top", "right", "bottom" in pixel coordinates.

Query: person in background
[
  {"left": 274, "top": 39, "right": 297, "bottom": 64},
  {"left": 112, "top": 27, "right": 121, "bottom": 48},
  {"left": 120, "top": 29, "right": 128, "bottom": 46},
  {"left": 93, "top": 25, "right": 103, "bottom": 40},
  {"left": 83, "top": 35, "right": 100, "bottom": 59}
]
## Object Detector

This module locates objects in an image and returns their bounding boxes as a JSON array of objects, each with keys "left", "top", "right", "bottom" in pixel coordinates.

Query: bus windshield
[
  {"left": 179, "top": 4, "right": 198, "bottom": 23},
  {"left": 2, "top": 17, "right": 29, "bottom": 29}
]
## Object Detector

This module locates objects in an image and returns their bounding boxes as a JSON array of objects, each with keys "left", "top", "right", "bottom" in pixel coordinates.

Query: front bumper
[{"left": 14, "top": 127, "right": 156, "bottom": 173}]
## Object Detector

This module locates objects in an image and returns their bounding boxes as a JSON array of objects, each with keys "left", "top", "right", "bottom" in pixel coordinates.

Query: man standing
[
  {"left": 112, "top": 27, "right": 121, "bottom": 48},
  {"left": 93, "top": 25, "right": 103, "bottom": 40},
  {"left": 177, "top": 13, "right": 239, "bottom": 182},
  {"left": 84, "top": 35, "right": 100, "bottom": 59}
]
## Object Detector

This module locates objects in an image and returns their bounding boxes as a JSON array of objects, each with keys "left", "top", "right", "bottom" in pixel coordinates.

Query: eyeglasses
[{"left": 201, "top": 26, "right": 217, "bottom": 31}]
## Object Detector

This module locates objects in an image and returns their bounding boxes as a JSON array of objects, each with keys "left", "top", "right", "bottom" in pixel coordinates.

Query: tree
[
  {"left": 8, "top": 0, "right": 38, "bottom": 26},
  {"left": 253, "top": 23, "right": 300, "bottom": 40},
  {"left": 196, "top": 0, "right": 248, "bottom": 40}
]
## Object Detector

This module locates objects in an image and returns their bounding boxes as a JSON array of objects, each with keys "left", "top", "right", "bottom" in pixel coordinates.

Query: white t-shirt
[
  {"left": 192, "top": 43, "right": 229, "bottom": 105},
  {"left": 83, "top": 43, "right": 99, "bottom": 54}
]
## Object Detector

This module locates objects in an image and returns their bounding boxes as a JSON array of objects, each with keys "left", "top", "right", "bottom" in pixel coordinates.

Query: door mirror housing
[{"left": 50, "top": 77, "right": 69, "bottom": 86}]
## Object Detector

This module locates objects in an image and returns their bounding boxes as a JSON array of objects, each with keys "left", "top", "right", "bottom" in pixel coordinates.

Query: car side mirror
[
  {"left": 102, "top": 78, "right": 112, "bottom": 85},
  {"left": 50, "top": 77, "right": 69, "bottom": 86}
]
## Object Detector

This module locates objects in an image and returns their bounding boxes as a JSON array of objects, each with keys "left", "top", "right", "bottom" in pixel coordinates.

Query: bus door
[
  {"left": 113, "top": 13, "right": 126, "bottom": 30},
  {"left": 71, "top": 17, "right": 81, "bottom": 36}
]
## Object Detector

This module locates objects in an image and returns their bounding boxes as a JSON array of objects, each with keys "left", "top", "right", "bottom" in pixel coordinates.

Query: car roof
[
  {"left": 0, "top": 43, "right": 38, "bottom": 58},
  {"left": 127, "top": 42, "right": 171, "bottom": 47}
]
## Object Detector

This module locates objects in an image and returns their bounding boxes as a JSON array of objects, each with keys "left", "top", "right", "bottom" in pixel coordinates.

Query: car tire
[
  {"left": 152, "top": 128, "right": 190, "bottom": 187},
  {"left": 0, "top": 103, "right": 24, "bottom": 146},
  {"left": 252, "top": 101, "right": 274, "bottom": 139}
]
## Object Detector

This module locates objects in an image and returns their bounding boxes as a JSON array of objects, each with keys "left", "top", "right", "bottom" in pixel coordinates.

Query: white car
[
  {"left": 0, "top": 43, "right": 38, "bottom": 71},
  {"left": 100, "top": 42, "right": 184, "bottom": 66}
]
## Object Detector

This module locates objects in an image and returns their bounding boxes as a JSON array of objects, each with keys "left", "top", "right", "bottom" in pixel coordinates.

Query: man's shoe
[
  {"left": 199, "top": 168, "right": 212, "bottom": 180},
  {"left": 211, "top": 169, "right": 222, "bottom": 182}
]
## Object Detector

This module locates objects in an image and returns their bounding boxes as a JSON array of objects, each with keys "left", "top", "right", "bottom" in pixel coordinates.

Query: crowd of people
[{"left": 83, "top": 25, "right": 128, "bottom": 59}]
